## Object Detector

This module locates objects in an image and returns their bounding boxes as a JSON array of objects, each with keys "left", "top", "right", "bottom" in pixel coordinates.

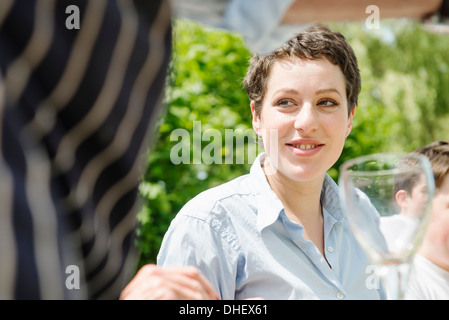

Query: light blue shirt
[{"left": 157, "top": 153, "right": 385, "bottom": 300}]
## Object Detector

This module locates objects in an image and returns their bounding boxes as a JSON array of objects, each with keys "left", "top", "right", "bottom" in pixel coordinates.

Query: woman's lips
[{"left": 285, "top": 142, "right": 324, "bottom": 156}]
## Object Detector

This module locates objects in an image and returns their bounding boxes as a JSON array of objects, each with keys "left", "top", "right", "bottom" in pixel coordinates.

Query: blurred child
[
  {"left": 380, "top": 157, "right": 429, "bottom": 253},
  {"left": 405, "top": 141, "right": 449, "bottom": 299}
]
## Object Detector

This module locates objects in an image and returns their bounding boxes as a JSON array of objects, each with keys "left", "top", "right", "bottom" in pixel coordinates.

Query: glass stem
[{"left": 379, "top": 263, "right": 411, "bottom": 300}]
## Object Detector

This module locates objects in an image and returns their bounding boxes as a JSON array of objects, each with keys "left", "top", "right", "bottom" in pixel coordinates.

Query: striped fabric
[{"left": 0, "top": 0, "right": 172, "bottom": 299}]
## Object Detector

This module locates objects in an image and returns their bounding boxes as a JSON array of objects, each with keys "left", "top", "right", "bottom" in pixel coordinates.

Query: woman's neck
[
  {"left": 262, "top": 158, "right": 325, "bottom": 225},
  {"left": 262, "top": 155, "right": 329, "bottom": 260},
  {"left": 265, "top": 165, "right": 329, "bottom": 261}
]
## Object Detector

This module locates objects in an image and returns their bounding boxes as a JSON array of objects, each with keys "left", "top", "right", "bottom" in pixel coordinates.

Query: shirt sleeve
[
  {"left": 223, "top": 0, "right": 309, "bottom": 54},
  {"left": 170, "top": 0, "right": 311, "bottom": 54},
  {"left": 157, "top": 212, "right": 241, "bottom": 300}
]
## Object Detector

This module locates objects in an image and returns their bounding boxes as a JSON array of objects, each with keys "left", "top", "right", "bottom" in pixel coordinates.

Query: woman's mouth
[
  {"left": 286, "top": 142, "right": 324, "bottom": 156},
  {"left": 288, "top": 144, "right": 319, "bottom": 150}
]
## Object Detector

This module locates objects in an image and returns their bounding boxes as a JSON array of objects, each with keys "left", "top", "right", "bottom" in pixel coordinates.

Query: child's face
[
  {"left": 428, "top": 175, "right": 449, "bottom": 250},
  {"left": 409, "top": 176, "right": 429, "bottom": 218},
  {"left": 418, "top": 174, "right": 449, "bottom": 270}
]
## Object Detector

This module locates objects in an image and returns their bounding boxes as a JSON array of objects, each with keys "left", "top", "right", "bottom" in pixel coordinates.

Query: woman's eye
[
  {"left": 318, "top": 99, "right": 338, "bottom": 107},
  {"left": 275, "top": 99, "right": 294, "bottom": 107}
]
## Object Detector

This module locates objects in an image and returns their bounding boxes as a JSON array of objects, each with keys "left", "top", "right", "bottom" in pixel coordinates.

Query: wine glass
[{"left": 338, "top": 152, "right": 435, "bottom": 300}]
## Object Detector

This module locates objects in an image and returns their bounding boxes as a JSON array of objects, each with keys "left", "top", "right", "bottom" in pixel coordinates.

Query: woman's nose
[{"left": 293, "top": 103, "right": 318, "bottom": 134}]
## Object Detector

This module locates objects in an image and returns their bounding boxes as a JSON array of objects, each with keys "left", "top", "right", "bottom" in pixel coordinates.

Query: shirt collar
[
  {"left": 250, "top": 153, "right": 345, "bottom": 232},
  {"left": 249, "top": 153, "right": 284, "bottom": 232},
  {"left": 321, "top": 174, "right": 345, "bottom": 222}
]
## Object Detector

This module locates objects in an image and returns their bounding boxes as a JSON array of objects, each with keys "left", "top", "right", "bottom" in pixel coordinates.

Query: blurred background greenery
[{"left": 135, "top": 18, "right": 449, "bottom": 268}]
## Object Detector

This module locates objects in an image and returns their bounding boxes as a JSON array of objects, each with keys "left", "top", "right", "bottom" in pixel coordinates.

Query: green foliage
[
  {"left": 330, "top": 20, "right": 449, "bottom": 178},
  {"left": 135, "top": 20, "right": 255, "bottom": 267},
  {"left": 135, "top": 19, "right": 449, "bottom": 267}
]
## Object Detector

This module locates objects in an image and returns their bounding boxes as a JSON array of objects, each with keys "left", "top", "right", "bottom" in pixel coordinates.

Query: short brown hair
[
  {"left": 413, "top": 141, "right": 449, "bottom": 189},
  {"left": 243, "top": 24, "right": 361, "bottom": 118},
  {"left": 393, "top": 156, "right": 423, "bottom": 196}
]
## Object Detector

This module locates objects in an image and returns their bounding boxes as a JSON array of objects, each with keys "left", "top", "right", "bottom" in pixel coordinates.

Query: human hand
[{"left": 119, "top": 264, "right": 219, "bottom": 300}]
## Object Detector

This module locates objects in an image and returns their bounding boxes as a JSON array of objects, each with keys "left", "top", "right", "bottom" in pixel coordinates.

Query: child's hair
[
  {"left": 413, "top": 141, "right": 449, "bottom": 189},
  {"left": 392, "top": 156, "right": 423, "bottom": 196}
]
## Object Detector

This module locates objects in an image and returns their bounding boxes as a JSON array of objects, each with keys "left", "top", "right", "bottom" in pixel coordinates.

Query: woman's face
[{"left": 252, "top": 57, "right": 355, "bottom": 183}]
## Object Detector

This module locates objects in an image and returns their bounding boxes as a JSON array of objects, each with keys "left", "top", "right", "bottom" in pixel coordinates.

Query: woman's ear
[
  {"left": 345, "top": 105, "right": 356, "bottom": 138},
  {"left": 251, "top": 100, "right": 261, "bottom": 135}
]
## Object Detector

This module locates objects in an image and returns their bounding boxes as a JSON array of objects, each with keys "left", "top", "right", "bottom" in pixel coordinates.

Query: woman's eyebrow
[
  {"left": 315, "top": 88, "right": 342, "bottom": 97},
  {"left": 272, "top": 88, "right": 343, "bottom": 96},
  {"left": 272, "top": 88, "right": 300, "bottom": 96}
]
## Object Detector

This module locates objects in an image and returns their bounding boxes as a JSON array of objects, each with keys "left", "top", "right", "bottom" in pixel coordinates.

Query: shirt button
[
  {"left": 337, "top": 292, "right": 344, "bottom": 299},
  {"left": 327, "top": 246, "right": 334, "bottom": 253}
]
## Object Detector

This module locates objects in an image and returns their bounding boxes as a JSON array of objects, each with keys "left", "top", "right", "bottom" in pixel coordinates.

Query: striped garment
[{"left": 0, "top": 0, "right": 172, "bottom": 299}]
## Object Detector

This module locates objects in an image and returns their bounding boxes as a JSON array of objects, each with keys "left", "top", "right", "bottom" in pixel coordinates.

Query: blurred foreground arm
[
  {"left": 172, "top": 0, "right": 443, "bottom": 54},
  {"left": 119, "top": 265, "right": 219, "bottom": 300},
  {"left": 282, "top": 0, "right": 442, "bottom": 23}
]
